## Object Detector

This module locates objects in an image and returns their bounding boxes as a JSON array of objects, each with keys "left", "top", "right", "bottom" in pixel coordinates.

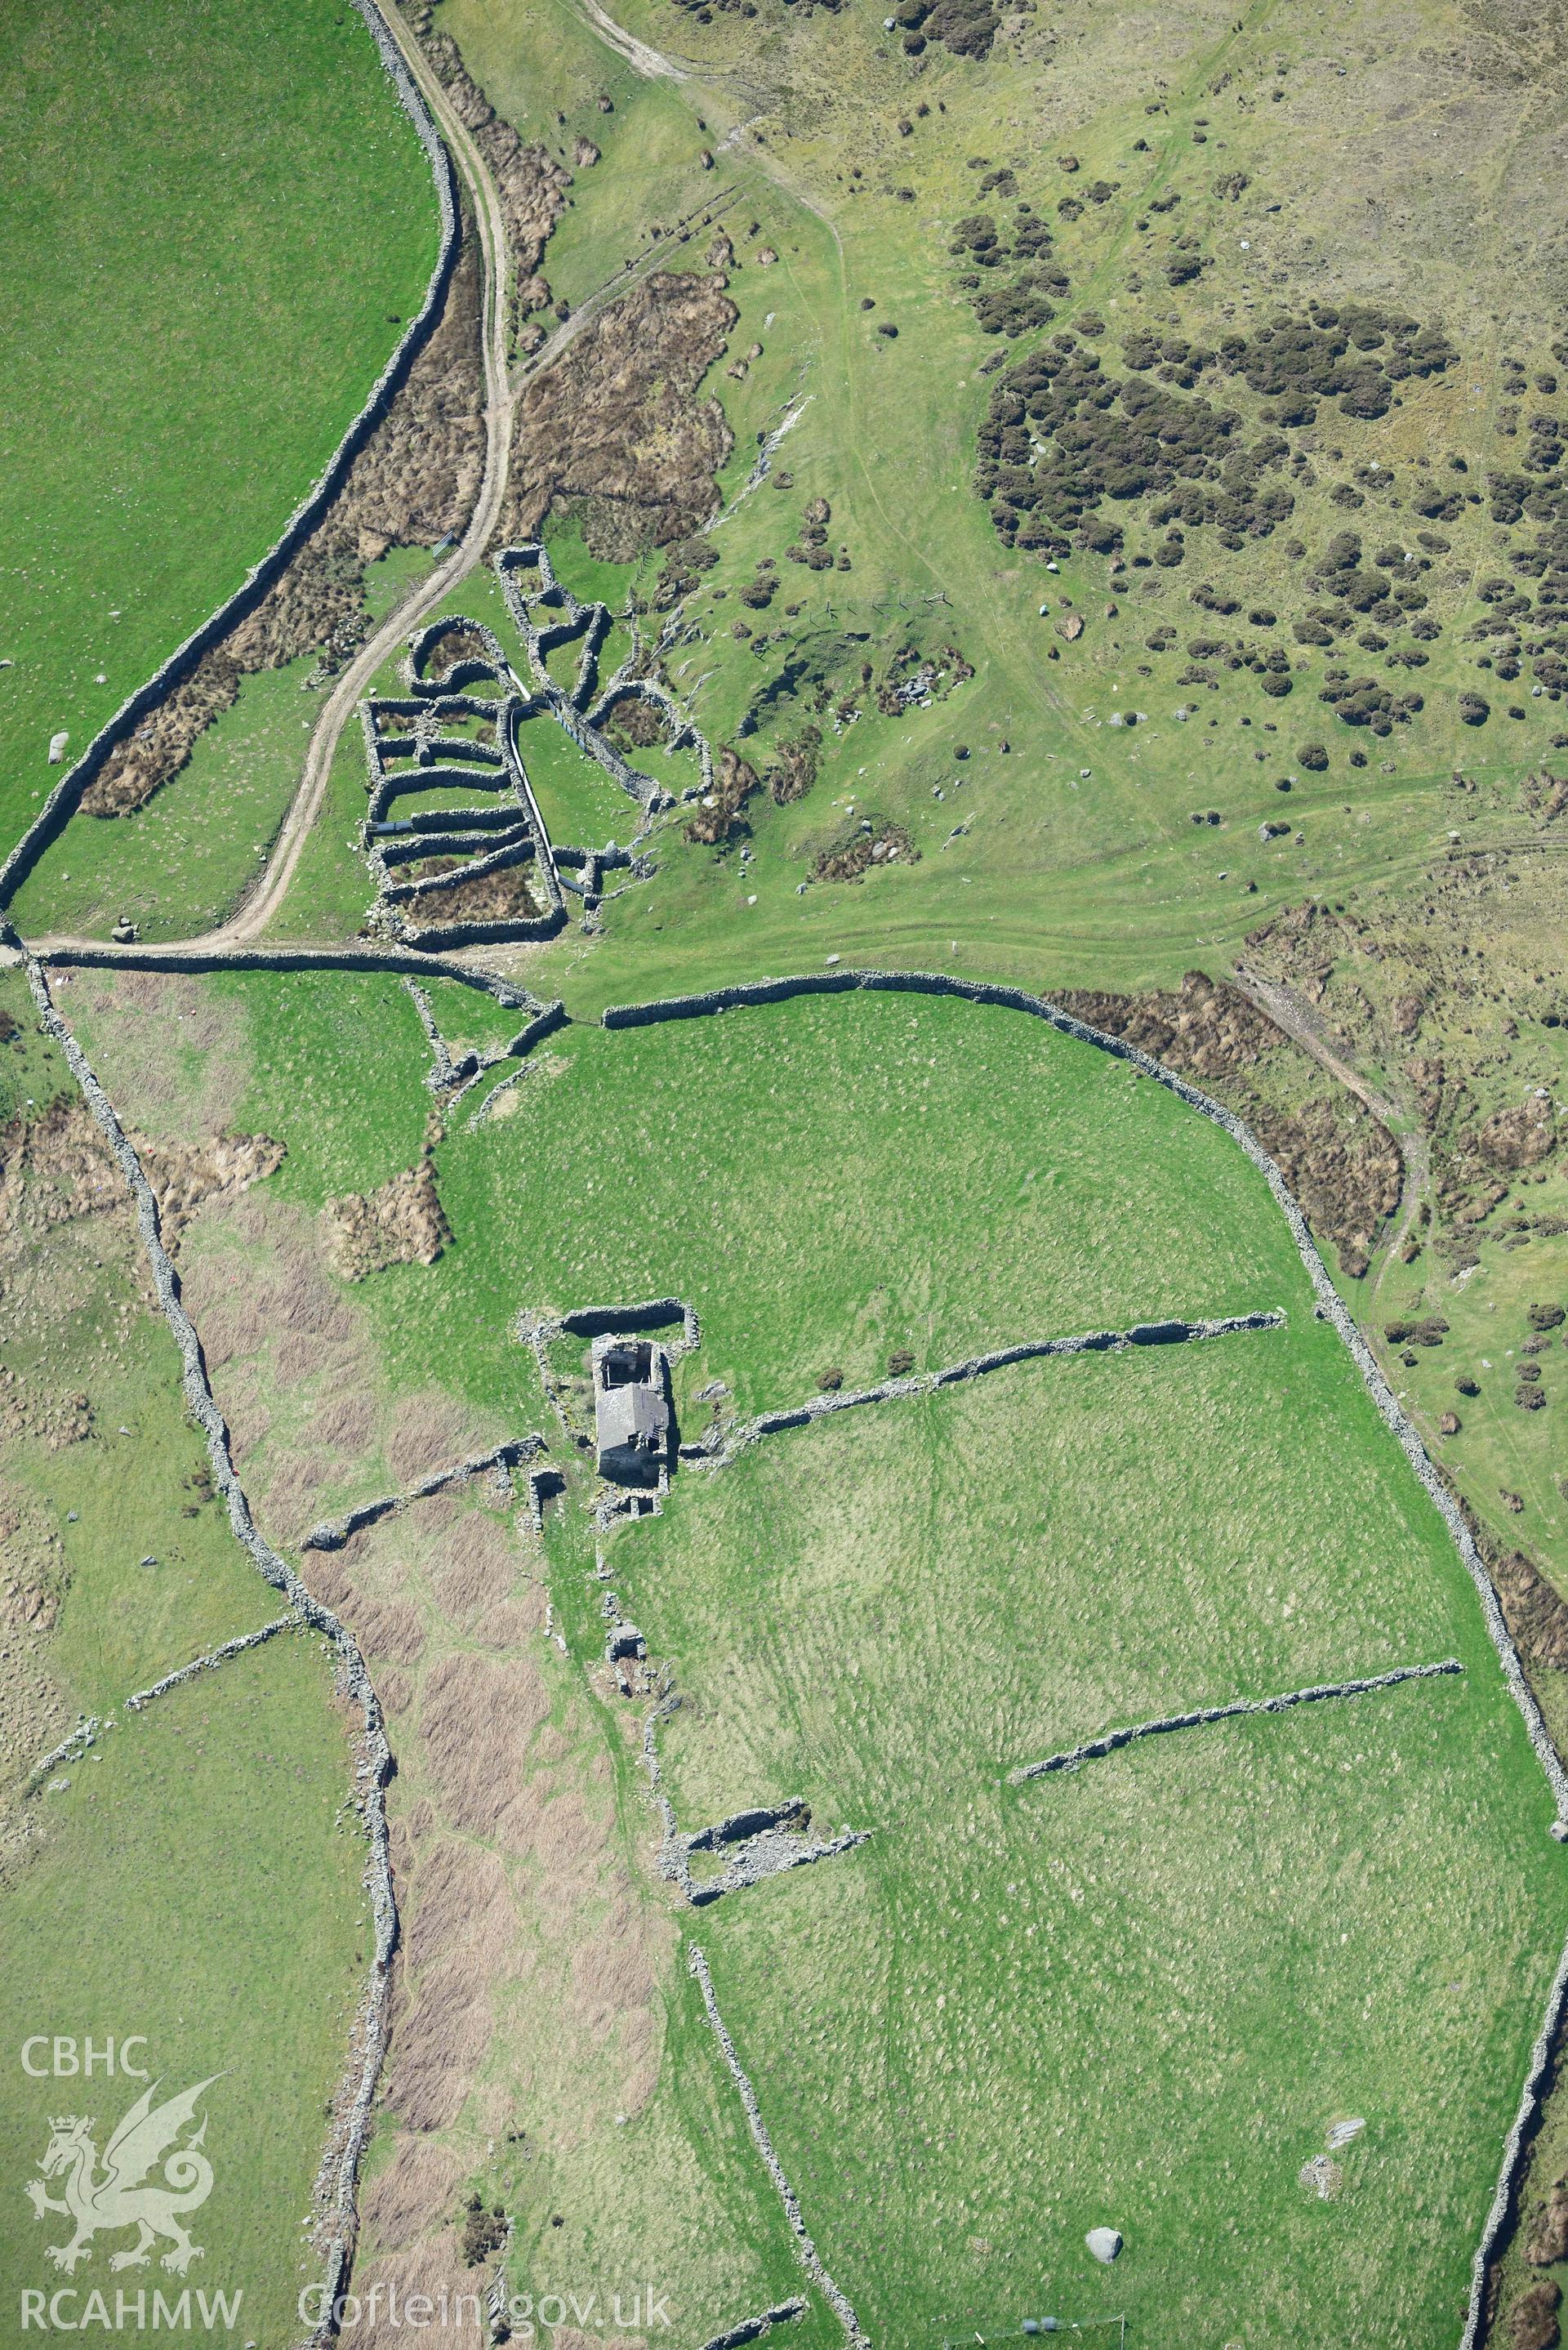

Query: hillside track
[{"left": 208, "top": 2, "right": 518, "bottom": 947}]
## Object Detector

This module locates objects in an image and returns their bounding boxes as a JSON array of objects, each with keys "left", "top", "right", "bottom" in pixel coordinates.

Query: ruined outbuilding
[{"left": 592, "top": 1336, "right": 672, "bottom": 1485}]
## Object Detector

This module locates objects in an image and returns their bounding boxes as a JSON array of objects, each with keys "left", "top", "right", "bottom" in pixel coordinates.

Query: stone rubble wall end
[
  {"left": 697, "top": 2299, "right": 808, "bottom": 2350},
  {"left": 403, "top": 978, "right": 461, "bottom": 1092},
  {"left": 0, "top": 0, "right": 459, "bottom": 916},
  {"left": 24, "top": 1717, "right": 103, "bottom": 1795},
  {"left": 505, "top": 998, "right": 569, "bottom": 1062},
  {"left": 688, "top": 1799, "right": 808, "bottom": 1853},
  {"left": 685, "top": 1826, "right": 871, "bottom": 1909},
  {"left": 301, "top": 1436, "right": 543, "bottom": 1552},
  {"left": 1009, "top": 1659, "right": 1463, "bottom": 1784},
  {"left": 23, "top": 957, "right": 399, "bottom": 2336},
  {"left": 688, "top": 1944, "right": 871, "bottom": 2350}
]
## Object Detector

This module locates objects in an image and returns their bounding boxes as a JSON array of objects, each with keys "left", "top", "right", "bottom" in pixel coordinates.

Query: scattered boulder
[{"left": 1085, "top": 2227, "right": 1122, "bottom": 2264}]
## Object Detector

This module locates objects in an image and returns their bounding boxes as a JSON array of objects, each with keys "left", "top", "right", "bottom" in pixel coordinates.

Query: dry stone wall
[
  {"left": 601, "top": 968, "right": 1568, "bottom": 1816},
  {"left": 602, "top": 965, "right": 1568, "bottom": 2350},
  {"left": 300, "top": 1435, "right": 542, "bottom": 1552},
  {"left": 1008, "top": 1659, "right": 1463, "bottom": 1783},
  {"left": 688, "top": 1944, "right": 871, "bottom": 2350},
  {"left": 33, "top": 939, "right": 537, "bottom": 1008},
  {"left": 684, "top": 1311, "right": 1284, "bottom": 1469},
  {"left": 123, "top": 1615, "right": 298, "bottom": 1713},
  {"left": 698, "top": 2300, "right": 808, "bottom": 2350},
  {"left": 22, "top": 956, "right": 399, "bottom": 2339},
  {"left": 0, "top": 0, "right": 460, "bottom": 916}
]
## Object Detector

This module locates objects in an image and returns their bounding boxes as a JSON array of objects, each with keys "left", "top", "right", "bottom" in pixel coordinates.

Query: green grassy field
[
  {"left": 155, "top": 971, "right": 1568, "bottom": 2339},
  {"left": 0, "top": 1637, "right": 368, "bottom": 2345},
  {"left": 11, "top": 656, "right": 320, "bottom": 945},
  {"left": 0, "top": 0, "right": 437, "bottom": 867},
  {"left": 199, "top": 976, "right": 1304, "bottom": 1423},
  {"left": 15, "top": 0, "right": 1568, "bottom": 2324},
  {"left": 2, "top": 966, "right": 368, "bottom": 2344},
  {"left": 0, "top": 967, "right": 301, "bottom": 1734},
  {"left": 563, "top": 1001, "right": 1563, "bottom": 2347}
]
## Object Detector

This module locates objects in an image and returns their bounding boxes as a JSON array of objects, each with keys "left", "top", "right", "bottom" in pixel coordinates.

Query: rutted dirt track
[
  {"left": 207, "top": 0, "right": 518, "bottom": 947},
  {"left": 29, "top": 1, "right": 749, "bottom": 967}
]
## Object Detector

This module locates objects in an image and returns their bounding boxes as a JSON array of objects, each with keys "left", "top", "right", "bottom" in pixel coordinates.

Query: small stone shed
[{"left": 592, "top": 1336, "right": 672, "bottom": 1485}]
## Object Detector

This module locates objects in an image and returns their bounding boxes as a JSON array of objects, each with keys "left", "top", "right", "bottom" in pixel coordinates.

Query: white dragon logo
[{"left": 24, "top": 2077, "right": 219, "bottom": 2275}]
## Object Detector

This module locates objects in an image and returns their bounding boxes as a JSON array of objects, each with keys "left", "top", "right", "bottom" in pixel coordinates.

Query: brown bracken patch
[
  {"left": 499, "top": 271, "right": 737, "bottom": 559},
  {"left": 1057, "top": 972, "right": 1401, "bottom": 1273},
  {"left": 325, "top": 1152, "right": 449, "bottom": 1282}
]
